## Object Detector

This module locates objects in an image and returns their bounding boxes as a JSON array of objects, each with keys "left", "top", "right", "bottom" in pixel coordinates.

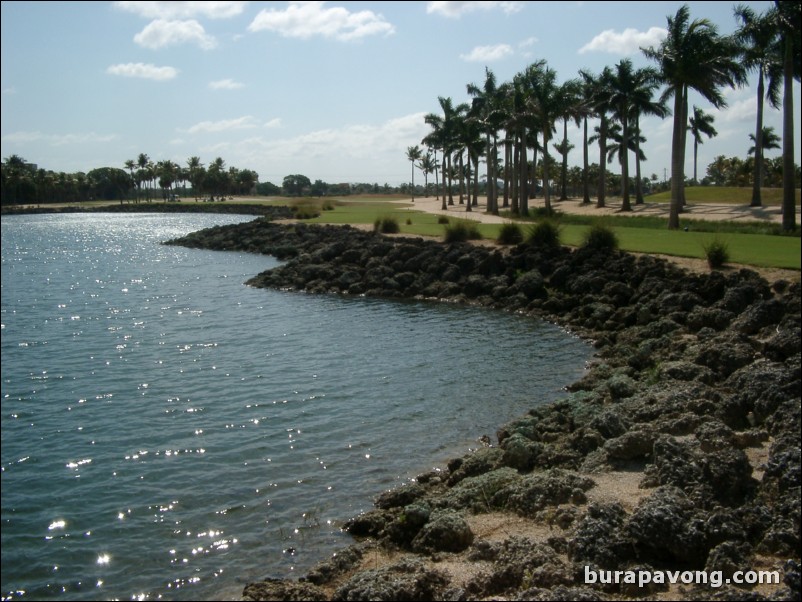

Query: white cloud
[
  {"left": 578, "top": 26, "right": 666, "bottom": 55},
  {"left": 263, "top": 118, "right": 282, "bottom": 128},
  {"left": 134, "top": 19, "right": 217, "bottom": 50},
  {"left": 222, "top": 112, "right": 430, "bottom": 182},
  {"left": 114, "top": 1, "right": 247, "bottom": 20},
  {"left": 248, "top": 1, "right": 395, "bottom": 41},
  {"left": 518, "top": 36, "right": 538, "bottom": 48},
  {"left": 712, "top": 98, "right": 755, "bottom": 123},
  {"left": 1, "top": 131, "right": 116, "bottom": 146},
  {"left": 460, "top": 44, "right": 514, "bottom": 62},
  {"left": 209, "top": 78, "right": 245, "bottom": 90},
  {"left": 186, "top": 115, "right": 264, "bottom": 134},
  {"left": 106, "top": 62, "right": 178, "bottom": 80},
  {"left": 427, "top": 1, "right": 524, "bottom": 18}
]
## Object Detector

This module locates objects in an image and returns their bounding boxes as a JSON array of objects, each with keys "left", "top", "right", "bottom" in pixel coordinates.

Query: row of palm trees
[
  {"left": 124, "top": 154, "right": 258, "bottom": 203},
  {"left": 0, "top": 153, "right": 261, "bottom": 206},
  {"left": 413, "top": 3, "right": 799, "bottom": 231}
]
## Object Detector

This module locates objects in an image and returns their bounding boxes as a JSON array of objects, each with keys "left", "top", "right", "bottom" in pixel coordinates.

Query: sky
[{"left": 2, "top": 0, "right": 800, "bottom": 187}]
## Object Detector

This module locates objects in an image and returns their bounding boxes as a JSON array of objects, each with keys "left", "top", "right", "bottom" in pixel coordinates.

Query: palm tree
[
  {"left": 629, "top": 66, "right": 668, "bottom": 204},
  {"left": 406, "top": 145, "right": 422, "bottom": 201},
  {"left": 608, "top": 59, "right": 640, "bottom": 211},
  {"left": 748, "top": 125, "right": 782, "bottom": 188},
  {"left": 424, "top": 97, "right": 464, "bottom": 209},
  {"left": 554, "top": 78, "right": 581, "bottom": 201},
  {"left": 418, "top": 152, "right": 437, "bottom": 197},
  {"left": 136, "top": 153, "right": 150, "bottom": 203},
  {"left": 688, "top": 106, "right": 718, "bottom": 184},
  {"left": 578, "top": 69, "right": 600, "bottom": 204},
  {"left": 186, "top": 156, "right": 203, "bottom": 200},
  {"left": 591, "top": 66, "right": 615, "bottom": 208},
  {"left": 643, "top": 4, "right": 746, "bottom": 229},
  {"left": 467, "top": 67, "right": 505, "bottom": 214},
  {"left": 775, "top": 0, "right": 800, "bottom": 231},
  {"left": 735, "top": 3, "right": 783, "bottom": 207},
  {"left": 124, "top": 159, "right": 136, "bottom": 202}
]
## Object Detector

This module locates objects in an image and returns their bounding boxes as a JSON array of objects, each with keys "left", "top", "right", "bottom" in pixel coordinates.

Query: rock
[
  {"left": 411, "top": 509, "right": 474, "bottom": 553},
  {"left": 333, "top": 557, "right": 449, "bottom": 601},
  {"left": 242, "top": 578, "right": 328, "bottom": 601}
]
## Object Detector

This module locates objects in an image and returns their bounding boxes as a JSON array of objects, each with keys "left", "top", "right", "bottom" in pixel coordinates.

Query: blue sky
[{"left": 2, "top": 1, "right": 799, "bottom": 187}]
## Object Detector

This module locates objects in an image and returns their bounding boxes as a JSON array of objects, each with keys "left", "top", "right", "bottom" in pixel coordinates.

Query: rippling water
[{"left": 1, "top": 213, "right": 593, "bottom": 601}]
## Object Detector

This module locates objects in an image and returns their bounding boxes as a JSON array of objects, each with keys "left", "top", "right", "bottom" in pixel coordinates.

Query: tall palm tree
[
  {"left": 608, "top": 59, "right": 640, "bottom": 211},
  {"left": 467, "top": 67, "right": 504, "bottom": 214},
  {"left": 554, "top": 78, "right": 581, "bottom": 201},
  {"left": 735, "top": 3, "right": 783, "bottom": 207},
  {"left": 775, "top": 0, "right": 800, "bottom": 231},
  {"left": 424, "top": 97, "right": 464, "bottom": 209},
  {"left": 591, "top": 66, "right": 616, "bottom": 208},
  {"left": 629, "top": 66, "right": 668, "bottom": 204},
  {"left": 187, "top": 156, "right": 203, "bottom": 200},
  {"left": 688, "top": 106, "right": 718, "bottom": 184},
  {"left": 748, "top": 125, "right": 781, "bottom": 188},
  {"left": 578, "top": 69, "right": 600, "bottom": 204},
  {"left": 406, "top": 145, "right": 422, "bottom": 201},
  {"left": 418, "top": 152, "right": 437, "bottom": 197},
  {"left": 643, "top": 4, "right": 746, "bottom": 229}
]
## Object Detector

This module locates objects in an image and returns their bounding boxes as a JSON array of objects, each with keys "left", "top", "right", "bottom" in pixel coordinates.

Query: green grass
[{"left": 647, "top": 186, "right": 801, "bottom": 205}]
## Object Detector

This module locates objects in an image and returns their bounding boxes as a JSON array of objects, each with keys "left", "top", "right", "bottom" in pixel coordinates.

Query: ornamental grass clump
[
  {"left": 582, "top": 222, "right": 619, "bottom": 251},
  {"left": 703, "top": 237, "right": 730, "bottom": 269},
  {"left": 497, "top": 222, "right": 524, "bottom": 245},
  {"left": 526, "top": 219, "right": 562, "bottom": 248},
  {"left": 374, "top": 216, "right": 400, "bottom": 234},
  {"left": 444, "top": 221, "right": 482, "bottom": 243}
]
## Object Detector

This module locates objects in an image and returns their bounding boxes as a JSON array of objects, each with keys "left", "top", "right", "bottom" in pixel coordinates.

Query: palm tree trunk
[
  {"left": 503, "top": 138, "right": 511, "bottom": 208},
  {"left": 560, "top": 119, "right": 568, "bottom": 200},
  {"left": 621, "top": 110, "right": 632, "bottom": 212},
  {"left": 635, "top": 118, "right": 644, "bottom": 205},
  {"left": 751, "top": 70, "right": 765, "bottom": 207},
  {"left": 679, "top": 89, "right": 688, "bottom": 209},
  {"left": 511, "top": 137, "right": 520, "bottom": 215},
  {"left": 519, "top": 128, "right": 528, "bottom": 217},
  {"left": 543, "top": 128, "right": 552, "bottom": 213},
  {"left": 669, "top": 88, "right": 685, "bottom": 230},
  {"left": 781, "top": 30, "right": 796, "bottom": 231},
  {"left": 597, "top": 116, "right": 607, "bottom": 208},
  {"left": 582, "top": 116, "right": 591, "bottom": 204}
]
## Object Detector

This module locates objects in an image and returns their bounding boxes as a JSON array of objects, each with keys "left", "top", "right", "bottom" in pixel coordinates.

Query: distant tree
[
  {"left": 283, "top": 174, "right": 311, "bottom": 196},
  {"left": 688, "top": 106, "right": 718, "bottom": 184},
  {"left": 406, "top": 145, "right": 422, "bottom": 201}
]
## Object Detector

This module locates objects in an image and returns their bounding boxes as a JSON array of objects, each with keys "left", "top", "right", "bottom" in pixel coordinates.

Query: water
[{"left": 1, "top": 213, "right": 593, "bottom": 601}]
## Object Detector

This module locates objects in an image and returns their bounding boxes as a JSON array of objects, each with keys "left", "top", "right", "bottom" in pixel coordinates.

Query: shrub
[
  {"left": 321, "top": 199, "right": 336, "bottom": 211},
  {"left": 582, "top": 222, "right": 618, "bottom": 251},
  {"left": 444, "top": 221, "right": 482, "bottom": 243},
  {"left": 293, "top": 203, "right": 320, "bottom": 219},
  {"left": 437, "top": 215, "right": 450, "bottom": 224},
  {"left": 406, "top": 217, "right": 413, "bottom": 225},
  {"left": 703, "top": 237, "right": 730, "bottom": 269},
  {"left": 526, "top": 219, "right": 562, "bottom": 248},
  {"left": 497, "top": 222, "right": 524, "bottom": 245},
  {"left": 373, "top": 216, "right": 400, "bottom": 234}
]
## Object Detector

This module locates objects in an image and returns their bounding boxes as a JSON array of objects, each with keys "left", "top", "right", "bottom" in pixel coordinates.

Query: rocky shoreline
[{"left": 164, "top": 218, "right": 800, "bottom": 601}]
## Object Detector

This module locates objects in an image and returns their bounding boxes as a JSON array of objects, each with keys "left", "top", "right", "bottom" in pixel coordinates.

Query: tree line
[{"left": 411, "top": 2, "right": 800, "bottom": 230}]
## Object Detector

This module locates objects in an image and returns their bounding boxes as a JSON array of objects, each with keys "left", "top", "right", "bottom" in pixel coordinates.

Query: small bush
[
  {"left": 293, "top": 203, "right": 320, "bottom": 219},
  {"left": 526, "top": 219, "right": 561, "bottom": 248},
  {"left": 406, "top": 217, "right": 413, "bottom": 225},
  {"left": 373, "top": 216, "right": 400, "bottom": 234},
  {"left": 497, "top": 222, "right": 524, "bottom": 245},
  {"left": 437, "top": 215, "right": 450, "bottom": 224},
  {"left": 582, "top": 222, "right": 618, "bottom": 251},
  {"left": 321, "top": 199, "right": 336, "bottom": 211},
  {"left": 703, "top": 237, "right": 730, "bottom": 269},
  {"left": 444, "top": 221, "right": 482, "bottom": 243}
]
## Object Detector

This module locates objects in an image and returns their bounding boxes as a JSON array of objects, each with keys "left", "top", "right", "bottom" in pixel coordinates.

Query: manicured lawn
[
  {"left": 648, "top": 186, "right": 801, "bottom": 205},
  {"left": 304, "top": 198, "right": 801, "bottom": 270}
]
